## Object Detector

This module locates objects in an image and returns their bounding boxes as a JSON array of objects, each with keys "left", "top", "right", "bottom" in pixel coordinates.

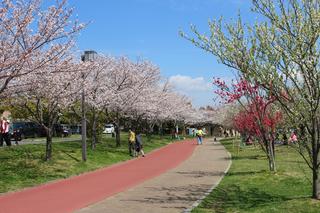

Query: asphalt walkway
[{"left": 0, "top": 138, "right": 231, "bottom": 213}]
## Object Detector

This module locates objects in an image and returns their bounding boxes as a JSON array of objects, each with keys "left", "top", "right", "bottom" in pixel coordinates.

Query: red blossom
[{"left": 213, "top": 77, "right": 282, "bottom": 140}]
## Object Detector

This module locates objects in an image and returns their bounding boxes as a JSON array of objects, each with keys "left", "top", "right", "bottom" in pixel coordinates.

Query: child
[{"left": 135, "top": 133, "right": 145, "bottom": 157}]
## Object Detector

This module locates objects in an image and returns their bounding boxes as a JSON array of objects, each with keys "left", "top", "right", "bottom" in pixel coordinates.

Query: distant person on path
[
  {"left": 0, "top": 117, "right": 11, "bottom": 147},
  {"left": 196, "top": 127, "right": 204, "bottom": 145},
  {"left": 128, "top": 129, "right": 136, "bottom": 157},
  {"left": 135, "top": 132, "right": 145, "bottom": 157}
]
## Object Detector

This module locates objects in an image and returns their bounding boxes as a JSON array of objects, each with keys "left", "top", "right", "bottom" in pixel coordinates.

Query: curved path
[
  {"left": 0, "top": 140, "right": 195, "bottom": 213},
  {"left": 78, "top": 138, "right": 231, "bottom": 213},
  {"left": 0, "top": 138, "right": 231, "bottom": 213}
]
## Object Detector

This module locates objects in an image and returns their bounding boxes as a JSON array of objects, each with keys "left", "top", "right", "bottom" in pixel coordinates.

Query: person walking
[
  {"left": 0, "top": 117, "right": 11, "bottom": 147},
  {"left": 135, "top": 132, "right": 145, "bottom": 157},
  {"left": 128, "top": 129, "right": 136, "bottom": 157},
  {"left": 196, "top": 127, "right": 204, "bottom": 145},
  {"left": 289, "top": 131, "right": 298, "bottom": 144}
]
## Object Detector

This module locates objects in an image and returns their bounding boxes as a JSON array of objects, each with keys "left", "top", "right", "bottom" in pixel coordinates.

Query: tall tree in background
[
  {"left": 105, "top": 57, "right": 160, "bottom": 146},
  {"left": 182, "top": 0, "right": 320, "bottom": 199},
  {"left": 84, "top": 55, "right": 115, "bottom": 150}
]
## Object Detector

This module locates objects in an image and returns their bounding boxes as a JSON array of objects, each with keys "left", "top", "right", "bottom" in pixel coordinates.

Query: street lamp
[
  {"left": 81, "top": 50, "right": 97, "bottom": 62},
  {"left": 81, "top": 50, "right": 97, "bottom": 162}
]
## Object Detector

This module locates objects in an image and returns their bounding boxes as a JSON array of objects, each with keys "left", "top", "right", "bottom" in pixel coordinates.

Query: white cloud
[
  {"left": 168, "top": 75, "right": 214, "bottom": 107},
  {"left": 168, "top": 75, "right": 211, "bottom": 92}
]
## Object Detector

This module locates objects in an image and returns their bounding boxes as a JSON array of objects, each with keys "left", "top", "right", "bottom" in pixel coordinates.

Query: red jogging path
[{"left": 0, "top": 140, "right": 196, "bottom": 213}]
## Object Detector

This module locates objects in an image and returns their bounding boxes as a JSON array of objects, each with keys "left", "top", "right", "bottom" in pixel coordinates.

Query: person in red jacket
[{"left": 0, "top": 117, "right": 11, "bottom": 147}]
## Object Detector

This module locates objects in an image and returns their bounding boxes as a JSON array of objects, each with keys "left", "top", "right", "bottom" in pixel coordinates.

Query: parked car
[
  {"left": 10, "top": 121, "right": 46, "bottom": 140},
  {"left": 53, "top": 124, "right": 71, "bottom": 137},
  {"left": 103, "top": 124, "right": 114, "bottom": 134},
  {"left": 70, "top": 124, "right": 81, "bottom": 134}
]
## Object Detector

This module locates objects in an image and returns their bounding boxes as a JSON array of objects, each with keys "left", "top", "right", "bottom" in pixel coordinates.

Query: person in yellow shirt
[
  {"left": 128, "top": 129, "right": 136, "bottom": 156},
  {"left": 196, "top": 127, "right": 204, "bottom": 145}
]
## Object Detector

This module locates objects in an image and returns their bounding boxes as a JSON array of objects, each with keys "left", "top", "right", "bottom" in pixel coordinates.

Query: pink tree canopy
[{"left": 0, "top": 0, "right": 84, "bottom": 94}]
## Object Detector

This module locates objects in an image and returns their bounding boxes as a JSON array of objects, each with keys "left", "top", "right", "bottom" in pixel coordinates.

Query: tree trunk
[
  {"left": 267, "top": 140, "right": 276, "bottom": 172},
  {"left": 149, "top": 122, "right": 154, "bottom": 135},
  {"left": 45, "top": 128, "right": 53, "bottom": 161},
  {"left": 312, "top": 136, "right": 320, "bottom": 199},
  {"left": 272, "top": 140, "right": 275, "bottom": 158},
  {"left": 312, "top": 167, "right": 320, "bottom": 199},
  {"left": 181, "top": 123, "right": 186, "bottom": 137},
  {"left": 115, "top": 112, "right": 121, "bottom": 147},
  {"left": 145, "top": 121, "right": 152, "bottom": 141},
  {"left": 159, "top": 122, "right": 163, "bottom": 139},
  {"left": 268, "top": 155, "right": 276, "bottom": 172},
  {"left": 91, "top": 108, "right": 97, "bottom": 150},
  {"left": 150, "top": 123, "right": 154, "bottom": 135}
]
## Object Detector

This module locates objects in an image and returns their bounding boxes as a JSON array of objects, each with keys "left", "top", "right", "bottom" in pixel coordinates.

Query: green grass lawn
[
  {"left": 193, "top": 138, "right": 320, "bottom": 213},
  {"left": 0, "top": 133, "right": 173, "bottom": 194}
]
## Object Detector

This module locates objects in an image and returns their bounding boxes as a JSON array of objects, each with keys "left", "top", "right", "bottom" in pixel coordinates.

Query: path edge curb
[{"left": 182, "top": 140, "right": 232, "bottom": 213}]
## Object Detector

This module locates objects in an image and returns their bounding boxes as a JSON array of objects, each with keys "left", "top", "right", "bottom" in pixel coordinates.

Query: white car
[{"left": 103, "top": 124, "right": 114, "bottom": 134}]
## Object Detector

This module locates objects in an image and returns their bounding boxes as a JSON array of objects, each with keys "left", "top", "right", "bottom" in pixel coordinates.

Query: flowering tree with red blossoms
[{"left": 214, "top": 78, "right": 282, "bottom": 171}]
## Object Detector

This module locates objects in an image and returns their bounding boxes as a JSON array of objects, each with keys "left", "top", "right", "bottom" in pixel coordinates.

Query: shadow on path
[{"left": 122, "top": 184, "right": 212, "bottom": 210}]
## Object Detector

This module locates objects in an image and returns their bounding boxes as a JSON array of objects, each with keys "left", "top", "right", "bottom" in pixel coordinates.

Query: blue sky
[{"left": 69, "top": 0, "right": 254, "bottom": 107}]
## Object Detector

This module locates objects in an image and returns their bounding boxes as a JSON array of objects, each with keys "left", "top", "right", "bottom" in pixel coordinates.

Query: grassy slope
[
  {"left": 0, "top": 133, "right": 173, "bottom": 194},
  {"left": 193, "top": 138, "right": 320, "bottom": 213}
]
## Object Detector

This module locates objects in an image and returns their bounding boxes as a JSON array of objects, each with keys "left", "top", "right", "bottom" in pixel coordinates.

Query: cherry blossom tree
[
  {"left": 82, "top": 55, "right": 115, "bottom": 149},
  {"left": 105, "top": 57, "right": 161, "bottom": 146},
  {"left": 127, "top": 83, "right": 169, "bottom": 135},
  {"left": 154, "top": 92, "right": 193, "bottom": 135},
  {"left": 186, "top": 106, "right": 224, "bottom": 127},
  {"left": 71, "top": 55, "right": 193, "bottom": 147},
  {"left": 7, "top": 57, "right": 82, "bottom": 160},
  {"left": 124, "top": 78, "right": 196, "bottom": 137},
  {"left": 215, "top": 104, "right": 240, "bottom": 130},
  {"left": 182, "top": 104, "right": 239, "bottom": 138},
  {"left": 0, "top": 0, "right": 84, "bottom": 96}
]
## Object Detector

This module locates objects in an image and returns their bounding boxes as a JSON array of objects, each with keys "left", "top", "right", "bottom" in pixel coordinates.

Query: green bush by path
[
  {"left": 0, "top": 134, "right": 173, "bottom": 194},
  {"left": 193, "top": 138, "right": 320, "bottom": 213}
]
